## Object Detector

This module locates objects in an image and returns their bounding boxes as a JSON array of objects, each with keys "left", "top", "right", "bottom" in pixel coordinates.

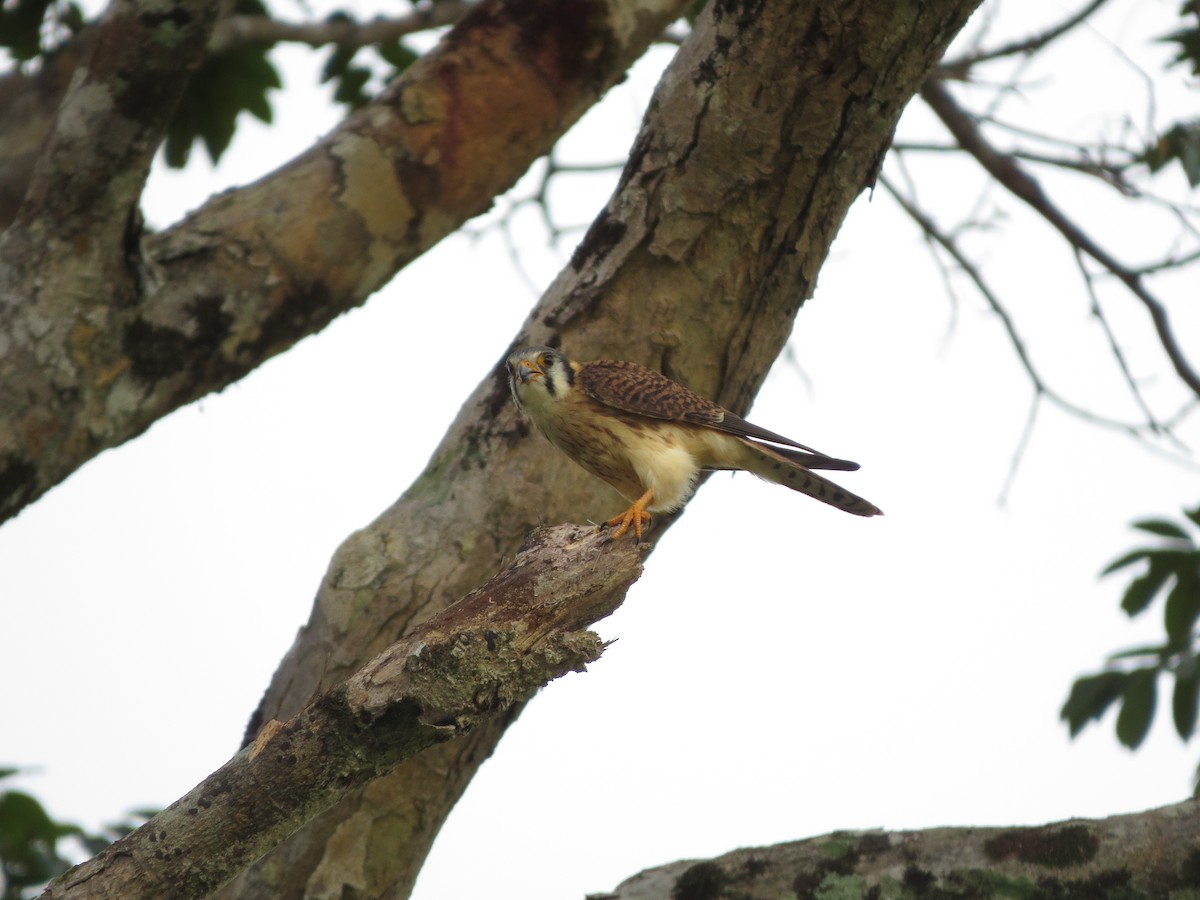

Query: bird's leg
[{"left": 606, "top": 489, "right": 654, "bottom": 541}]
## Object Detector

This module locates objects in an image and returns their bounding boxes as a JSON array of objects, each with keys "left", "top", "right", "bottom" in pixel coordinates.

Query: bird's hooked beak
[{"left": 514, "top": 358, "right": 543, "bottom": 385}]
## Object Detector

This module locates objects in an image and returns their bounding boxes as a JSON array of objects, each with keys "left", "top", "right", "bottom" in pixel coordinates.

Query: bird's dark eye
[{"left": 539, "top": 353, "right": 554, "bottom": 368}]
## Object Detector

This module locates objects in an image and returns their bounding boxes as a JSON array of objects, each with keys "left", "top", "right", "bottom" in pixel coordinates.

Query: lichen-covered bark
[
  {"left": 0, "top": 0, "right": 688, "bottom": 526},
  {"left": 220, "top": 1, "right": 982, "bottom": 897},
  {"left": 603, "top": 800, "right": 1200, "bottom": 898},
  {"left": 41, "top": 525, "right": 641, "bottom": 900}
]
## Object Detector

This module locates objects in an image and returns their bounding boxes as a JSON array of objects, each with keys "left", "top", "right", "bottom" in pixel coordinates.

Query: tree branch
[
  {"left": 210, "top": 1, "right": 983, "bottom": 896},
  {"left": 207, "top": 3, "right": 474, "bottom": 55},
  {"left": 0, "top": 0, "right": 691, "bottom": 527},
  {"left": 599, "top": 800, "right": 1200, "bottom": 899},
  {"left": 920, "top": 75, "right": 1200, "bottom": 402},
  {"left": 940, "top": 0, "right": 1113, "bottom": 73},
  {"left": 9, "top": 0, "right": 217, "bottom": 250},
  {"left": 879, "top": 173, "right": 1156, "bottom": 436},
  {"left": 41, "top": 524, "right": 642, "bottom": 900}
]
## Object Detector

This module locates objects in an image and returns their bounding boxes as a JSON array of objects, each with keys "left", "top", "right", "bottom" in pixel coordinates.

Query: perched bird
[{"left": 505, "top": 346, "right": 881, "bottom": 540}]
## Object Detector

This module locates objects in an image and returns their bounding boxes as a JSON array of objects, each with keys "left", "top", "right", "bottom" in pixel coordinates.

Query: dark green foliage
[
  {"left": 163, "top": 0, "right": 280, "bottom": 168},
  {"left": 1063, "top": 506, "right": 1200, "bottom": 753},
  {"left": 0, "top": 772, "right": 80, "bottom": 899},
  {"left": 321, "top": 14, "right": 419, "bottom": 112},
  {"left": 1162, "top": 0, "right": 1200, "bottom": 76},
  {"left": 1140, "top": 121, "right": 1200, "bottom": 188},
  {"left": 1062, "top": 671, "right": 1129, "bottom": 738},
  {"left": 1115, "top": 669, "right": 1157, "bottom": 749},
  {"left": 0, "top": 0, "right": 82, "bottom": 62},
  {"left": 1143, "top": 3, "right": 1200, "bottom": 186},
  {"left": 0, "top": 771, "right": 155, "bottom": 899}
]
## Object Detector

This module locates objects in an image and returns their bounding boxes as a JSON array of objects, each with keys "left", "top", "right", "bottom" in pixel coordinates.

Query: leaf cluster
[
  {"left": 0, "top": 769, "right": 153, "bottom": 899},
  {"left": 0, "top": 0, "right": 82, "bottom": 62},
  {"left": 1062, "top": 507, "right": 1200, "bottom": 754},
  {"left": 163, "top": 0, "right": 281, "bottom": 168},
  {"left": 320, "top": 16, "right": 418, "bottom": 111},
  {"left": 1143, "top": 2, "right": 1200, "bottom": 186}
]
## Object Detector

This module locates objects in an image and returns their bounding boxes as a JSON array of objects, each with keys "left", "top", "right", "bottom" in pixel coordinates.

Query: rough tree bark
[
  {"left": 0, "top": 0, "right": 688, "bottom": 525},
  {"left": 212, "top": 1, "right": 982, "bottom": 897},
  {"left": 41, "top": 526, "right": 642, "bottom": 899},
  {"left": 601, "top": 800, "right": 1200, "bottom": 898}
]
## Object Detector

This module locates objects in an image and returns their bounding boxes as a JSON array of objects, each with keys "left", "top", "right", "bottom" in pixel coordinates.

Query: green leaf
[
  {"left": 1115, "top": 668, "right": 1158, "bottom": 749},
  {"left": 332, "top": 66, "right": 371, "bottom": 108},
  {"left": 1162, "top": 22, "right": 1200, "bottom": 77},
  {"left": 0, "top": 789, "right": 79, "bottom": 893},
  {"left": 1140, "top": 121, "right": 1200, "bottom": 187},
  {"left": 161, "top": 0, "right": 280, "bottom": 167},
  {"left": 1186, "top": 506, "right": 1200, "bottom": 529},
  {"left": 1133, "top": 518, "right": 1193, "bottom": 542},
  {"left": 1061, "top": 671, "right": 1128, "bottom": 737},
  {"left": 0, "top": 0, "right": 54, "bottom": 61},
  {"left": 1173, "top": 663, "right": 1200, "bottom": 739},
  {"left": 1101, "top": 549, "right": 1152, "bottom": 576},
  {"left": 1107, "top": 643, "right": 1169, "bottom": 662},
  {"left": 1121, "top": 559, "right": 1176, "bottom": 617},
  {"left": 1103, "top": 547, "right": 1195, "bottom": 580},
  {"left": 321, "top": 43, "right": 357, "bottom": 82},
  {"left": 1165, "top": 577, "right": 1200, "bottom": 649},
  {"left": 378, "top": 39, "right": 419, "bottom": 72}
]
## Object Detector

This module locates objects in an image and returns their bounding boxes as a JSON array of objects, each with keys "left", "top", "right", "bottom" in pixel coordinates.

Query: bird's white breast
[{"left": 518, "top": 378, "right": 741, "bottom": 512}]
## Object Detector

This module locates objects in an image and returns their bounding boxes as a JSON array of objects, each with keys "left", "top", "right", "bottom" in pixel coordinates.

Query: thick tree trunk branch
[
  {"left": 215, "top": 1, "right": 981, "bottom": 897},
  {"left": 12, "top": 0, "right": 217, "bottom": 242},
  {"left": 39, "top": 525, "right": 641, "bottom": 900},
  {"left": 0, "top": 0, "right": 688, "bottom": 526},
  {"left": 600, "top": 800, "right": 1200, "bottom": 898}
]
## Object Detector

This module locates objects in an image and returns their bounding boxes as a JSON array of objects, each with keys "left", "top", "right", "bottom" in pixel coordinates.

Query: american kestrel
[{"left": 505, "top": 346, "right": 881, "bottom": 540}]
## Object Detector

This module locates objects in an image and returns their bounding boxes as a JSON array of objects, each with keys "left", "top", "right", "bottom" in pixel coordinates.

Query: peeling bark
[
  {"left": 40, "top": 525, "right": 642, "bottom": 900},
  {"left": 601, "top": 800, "right": 1200, "bottom": 899},
  {"left": 217, "top": 1, "right": 982, "bottom": 897},
  {"left": 0, "top": 0, "right": 689, "bottom": 526}
]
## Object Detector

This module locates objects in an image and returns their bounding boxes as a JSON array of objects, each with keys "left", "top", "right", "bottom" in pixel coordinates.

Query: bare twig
[
  {"left": 208, "top": 2, "right": 475, "bottom": 54},
  {"left": 892, "top": 141, "right": 1134, "bottom": 188},
  {"left": 920, "top": 76, "right": 1200, "bottom": 401},
  {"left": 1072, "top": 248, "right": 1167, "bottom": 436},
  {"left": 880, "top": 174, "right": 1148, "bottom": 434},
  {"left": 940, "top": 0, "right": 1112, "bottom": 72},
  {"left": 998, "top": 393, "right": 1039, "bottom": 508}
]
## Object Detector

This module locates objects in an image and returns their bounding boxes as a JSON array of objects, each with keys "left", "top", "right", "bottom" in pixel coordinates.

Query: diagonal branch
[
  {"left": 0, "top": 0, "right": 691, "bottom": 527},
  {"left": 42, "top": 525, "right": 643, "bottom": 900},
  {"left": 920, "top": 76, "right": 1200, "bottom": 402},
  {"left": 211, "top": 1, "right": 984, "bottom": 896},
  {"left": 940, "top": 0, "right": 1113, "bottom": 73},
  {"left": 11, "top": 0, "right": 218, "bottom": 244},
  {"left": 880, "top": 173, "right": 1150, "bottom": 434}
]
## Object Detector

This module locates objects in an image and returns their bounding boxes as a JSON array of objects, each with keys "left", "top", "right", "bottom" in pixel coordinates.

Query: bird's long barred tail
[{"left": 744, "top": 444, "right": 883, "bottom": 517}]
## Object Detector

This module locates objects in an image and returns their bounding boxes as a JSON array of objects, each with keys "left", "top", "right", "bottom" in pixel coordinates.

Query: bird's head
[{"left": 506, "top": 346, "right": 575, "bottom": 412}]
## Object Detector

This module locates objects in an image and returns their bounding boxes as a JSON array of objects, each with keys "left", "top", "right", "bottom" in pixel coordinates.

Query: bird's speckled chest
[{"left": 520, "top": 386, "right": 713, "bottom": 511}]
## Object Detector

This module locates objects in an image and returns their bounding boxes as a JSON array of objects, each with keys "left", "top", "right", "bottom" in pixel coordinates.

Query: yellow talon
[{"left": 606, "top": 488, "right": 654, "bottom": 541}]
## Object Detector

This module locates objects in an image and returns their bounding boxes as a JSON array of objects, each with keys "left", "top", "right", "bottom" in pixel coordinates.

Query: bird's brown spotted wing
[{"left": 577, "top": 359, "right": 860, "bottom": 472}]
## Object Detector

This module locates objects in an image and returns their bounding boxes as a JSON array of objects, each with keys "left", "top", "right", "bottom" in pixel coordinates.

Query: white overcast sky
[{"left": 2, "top": 1, "right": 1199, "bottom": 898}]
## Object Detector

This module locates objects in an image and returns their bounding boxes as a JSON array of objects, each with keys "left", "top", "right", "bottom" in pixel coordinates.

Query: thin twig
[
  {"left": 920, "top": 76, "right": 1200, "bottom": 401},
  {"left": 1072, "top": 248, "right": 1166, "bottom": 435},
  {"left": 880, "top": 175, "right": 1143, "bottom": 433},
  {"left": 208, "top": 2, "right": 474, "bottom": 54},
  {"left": 998, "top": 394, "right": 1040, "bottom": 508},
  {"left": 892, "top": 142, "right": 1133, "bottom": 188},
  {"left": 940, "top": 0, "right": 1112, "bottom": 72}
]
